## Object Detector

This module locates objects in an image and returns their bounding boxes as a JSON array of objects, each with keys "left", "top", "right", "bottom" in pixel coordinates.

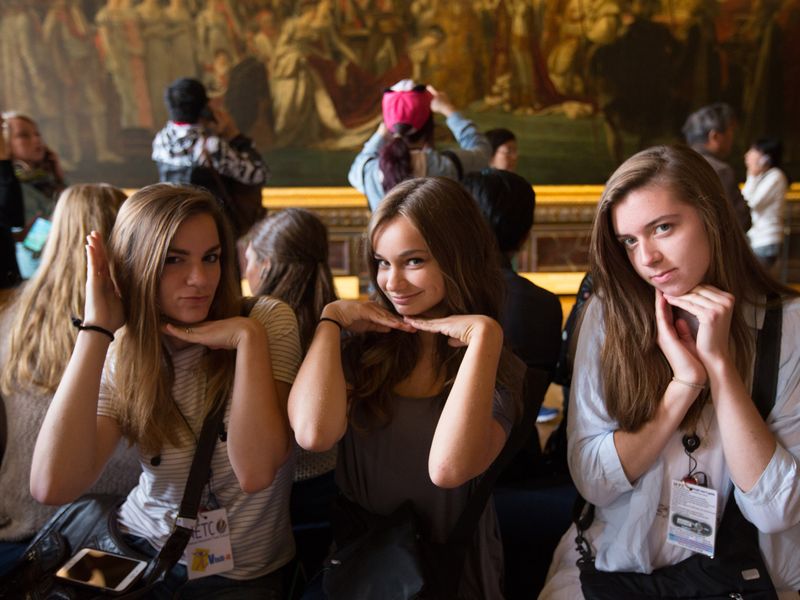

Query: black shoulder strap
[
  {"left": 135, "top": 394, "right": 227, "bottom": 589},
  {"left": 447, "top": 364, "right": 549, "bottom": 546},
  {"left": 441, "top": 150, "right": 463, "bottom": 181},
  {"left": 752, "top": 295, "right": 782, "bottom": 419}
]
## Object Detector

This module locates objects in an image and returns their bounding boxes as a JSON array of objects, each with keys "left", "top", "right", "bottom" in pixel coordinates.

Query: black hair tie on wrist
[
  {"left": 318, "top": 316, "right": 343, "bottom": 331},
  {"left": 71, "top": 317, "right": 115, "bottom": 342}
]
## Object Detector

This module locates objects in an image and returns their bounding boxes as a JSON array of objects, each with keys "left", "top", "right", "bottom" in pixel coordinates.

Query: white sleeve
[
  {"left": 742, "top": 169, "right": 788, "bottom": 212},
  {"left": 567, "top": 299, "right": 635, "bottom": 507},
  {"left": 735, "top": 298, "right": 800, "bottom": 534}
]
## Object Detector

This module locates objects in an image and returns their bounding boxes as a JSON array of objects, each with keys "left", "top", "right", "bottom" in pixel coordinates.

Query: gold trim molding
[{"left": 260, "top": 183, "right": 800, "bottom": 209}]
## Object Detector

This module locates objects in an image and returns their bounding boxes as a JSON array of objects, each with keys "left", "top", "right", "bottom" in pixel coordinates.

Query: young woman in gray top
[{"left": 289, "top": 177, "right": 525, "bottom": 599}]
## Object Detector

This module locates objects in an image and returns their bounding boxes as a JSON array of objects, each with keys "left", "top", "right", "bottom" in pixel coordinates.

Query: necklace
[{"left": 682, "top": 410, "right": 713, "bottom": 487}]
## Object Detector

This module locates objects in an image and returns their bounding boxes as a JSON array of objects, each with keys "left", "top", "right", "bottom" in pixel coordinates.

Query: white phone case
[{"left": 55, "top": 547, "right": 148, "bottom": 594}]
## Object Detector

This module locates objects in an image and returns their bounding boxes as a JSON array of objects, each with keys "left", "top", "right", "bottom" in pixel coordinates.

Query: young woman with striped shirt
[{"left": 31, "top": 183, "right": 302, "bottom": 599}]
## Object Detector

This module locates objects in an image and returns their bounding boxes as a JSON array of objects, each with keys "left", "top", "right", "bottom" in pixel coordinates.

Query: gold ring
[{"left": 185, "top": 327, "right": 192, "bottom": 334}]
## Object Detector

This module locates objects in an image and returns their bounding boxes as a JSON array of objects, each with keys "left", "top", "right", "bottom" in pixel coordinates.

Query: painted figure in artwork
[
  {"left": 136, "top": 0, "right": 172, "bottom": 127},
  {"left": 0, "top": 1, "right": 59, "bottom": 155},
  {"left": 196, "top": 0, "right": 244, "bottom": 73},
  {"left": 96, "top": 0, "right": 154, "bottom": 130},
  {"left": 268, "top": 0, "right": 383, "bottom": 149},
  {"left": 42, "top": 0, "right": 123, "bottom": 166},
  {"left": 164, "top": 0, "right": 199, "bottom": 83}
]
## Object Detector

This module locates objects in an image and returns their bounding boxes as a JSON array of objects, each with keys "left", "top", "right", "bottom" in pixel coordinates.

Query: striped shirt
[{"left": 98, "top": 297, "right": 301, "bottom": 579}]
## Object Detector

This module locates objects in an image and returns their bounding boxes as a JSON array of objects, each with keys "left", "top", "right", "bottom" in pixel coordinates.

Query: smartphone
[
  {"left": 22, "top": 217, "right": 52, "bottom": 253},
  {"left": 55, "top": 548, "right": 148, "bottom": 594}
]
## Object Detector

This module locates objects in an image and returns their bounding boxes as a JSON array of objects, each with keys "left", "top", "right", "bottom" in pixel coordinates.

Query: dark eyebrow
[
  {"left": 644, "top": 213, "right": 680, "bottom": 228},
  {"left": 615, "top": 214, "right": 681, "bottom": 240},
  {"left": 374, "top": 249, "right": 429, "bottom": 259},
  {"left": 167, "top": 244, "right": 221, "bottom": 255}
]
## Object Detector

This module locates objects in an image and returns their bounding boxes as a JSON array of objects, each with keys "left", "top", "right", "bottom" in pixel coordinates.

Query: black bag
[
  {"left": 322, "top": 363, "right": 547, "bottom": 600},
  {"left": 323, "top": 499, "right": 434, "bottom": 599},
  {"left": 575, "top": 298, "right": 782, "bottom": 600},
  {"left": 576, "top": 496, "right": 778, "bottom": 600},
  {"left": 0, "top": 494, "right": 145, "bottom": 599},
  {"left": 0, "top": 395, "right": 228, "bottom": 599}
]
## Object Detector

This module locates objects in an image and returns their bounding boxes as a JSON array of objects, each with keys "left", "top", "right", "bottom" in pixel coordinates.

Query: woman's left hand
[
  {"left": 163, "top": 316, "right": 263, "bottom": 350},
  {"left": 663, "top": 285, "right": 735, "bottom": 370},
  {"left": 403, "top": 314, "right": 502, "bottom": 347}
]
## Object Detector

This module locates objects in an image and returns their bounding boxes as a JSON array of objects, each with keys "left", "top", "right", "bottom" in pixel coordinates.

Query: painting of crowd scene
[{"left": 2, "top": 0, "right": 798, "bottom": 186}]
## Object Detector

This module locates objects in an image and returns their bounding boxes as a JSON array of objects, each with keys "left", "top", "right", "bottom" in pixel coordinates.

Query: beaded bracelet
[
  {"left": 671, "top": 376, "right": 706, "bottom": 391},
  {"left": 71, "top": 317, "right": 115, "bottom": 342},
  {"left": 318, "top": 316, "right": 343, "bottom": 331}
]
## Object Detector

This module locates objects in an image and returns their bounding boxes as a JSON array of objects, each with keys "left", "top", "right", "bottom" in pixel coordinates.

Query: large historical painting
[{"left": 2, "top": 0, "right": 798, "bottom": 188}]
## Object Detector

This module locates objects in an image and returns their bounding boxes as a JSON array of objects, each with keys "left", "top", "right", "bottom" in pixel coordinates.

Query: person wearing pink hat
[{"left": 348, "top": 80, "right": 491, "bottom": 211}]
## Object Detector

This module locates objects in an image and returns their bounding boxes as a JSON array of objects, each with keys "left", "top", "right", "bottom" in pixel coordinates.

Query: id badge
[
  {"left": 666, "top": 479, "right": 718, "bottom": 558},
  {"left": 183, "top": 508, "right": 234, "bottom": 579}
]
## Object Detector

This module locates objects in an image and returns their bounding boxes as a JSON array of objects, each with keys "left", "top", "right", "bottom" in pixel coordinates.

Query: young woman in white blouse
[
  {"left": 30, "top": 184, "right": 301, "bottom": 599},
  {"left": 540, "top": 145, "right": 800, "bottom": 599}
]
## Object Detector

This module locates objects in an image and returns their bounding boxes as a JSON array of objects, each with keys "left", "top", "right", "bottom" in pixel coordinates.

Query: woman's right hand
[
  {"left": 84, "top": 231, "right": 124, "bottom": 333},
  {"left": 321, "top": 300, "right": 416, "bottom": 334},
  {"left": 654, "top": 289, "right": 706, "bottom": 386}
]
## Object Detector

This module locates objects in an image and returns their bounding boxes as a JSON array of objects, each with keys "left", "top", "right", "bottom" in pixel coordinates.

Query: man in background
[{"left": 682, "top": 102, "right": 751, "bottom": 232}]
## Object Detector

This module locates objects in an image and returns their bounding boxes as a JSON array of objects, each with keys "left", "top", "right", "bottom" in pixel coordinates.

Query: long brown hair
[
  {"left": 591, "top": 145, "right": 794, "bottom": 432},
  {"left": 2, "top": 184, "right": 126, "bottom": 396},
  {"left": 346, "top": 176, "right": 509, "bottom": 427},
  {"left": 107, "top": 184, "right": 240, "bottom": 454},
  {"left": 249, "top": 208, "right": 337, "bottom": 353}
]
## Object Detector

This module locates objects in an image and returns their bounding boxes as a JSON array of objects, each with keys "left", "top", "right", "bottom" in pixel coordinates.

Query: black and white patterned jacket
[{"left": 151, "top": 122, "right": 269, "bottom": 186}]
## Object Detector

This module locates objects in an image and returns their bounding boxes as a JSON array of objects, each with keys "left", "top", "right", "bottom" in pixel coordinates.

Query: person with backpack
[
  {"left": 540, "top": 145, "right": 800, "bottom": 598},
  {"left": 152, "top": 78, "right": 268, "bottom": 239}
]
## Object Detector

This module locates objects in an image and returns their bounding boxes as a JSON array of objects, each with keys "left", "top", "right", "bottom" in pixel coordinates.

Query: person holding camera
[
  {"left": 348, "top": 79, "right": 491, "bottom": 211},
  {"left": 152, "top": 78, "right": 270, "bottom": 241}
]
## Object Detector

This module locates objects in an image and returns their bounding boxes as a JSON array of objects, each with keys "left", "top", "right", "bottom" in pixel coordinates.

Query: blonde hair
[
  {"left": 591, "top": 145, "right": 794, "bottom": 432},
  {"left": 2, "top": 184, "right": 126, "bottom": 395},
  {"left": 107, "top": 183, "right": 240, "bottom": 454}
]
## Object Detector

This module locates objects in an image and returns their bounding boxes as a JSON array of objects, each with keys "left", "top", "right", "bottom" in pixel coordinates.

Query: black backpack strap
[
  {"left": 752, "top": 294, "right": 782, "bottom": 419},
  {"left": 440, "top": 150, "right": 463, "bottom": 181},
  {"left": 136, "top": 396, "right": 227, "bottom": 588}
]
